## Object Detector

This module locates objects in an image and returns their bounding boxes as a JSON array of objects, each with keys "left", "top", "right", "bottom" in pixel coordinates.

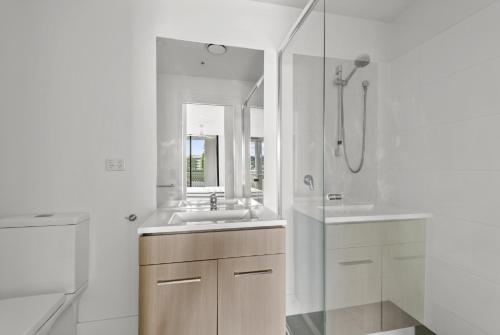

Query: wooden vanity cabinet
[
  {"left": 218, "top": 254, "right": 285, "bottom": 335},
  {"left": 139, "top": 228, "right": 285, "bottom": 335},
  {"left": 139, "top": 260, "right": 217, "bottom": 335}
]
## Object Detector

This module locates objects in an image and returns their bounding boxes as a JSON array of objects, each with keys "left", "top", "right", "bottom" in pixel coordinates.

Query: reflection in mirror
[
  {"left": 156, "top": 37, "right": 264, "bottom": 207},
  {"left": 186, "top": 135, "right": 220, "bottom": 187},
  {"left": 242, "top": 78, "right": 265, "bottom": 204},
  {"left": 184, "top": 103, "right": 227, "bottom": 199},
  {"left": 250, "top": 107, "right": 264, "bottom": 202}
]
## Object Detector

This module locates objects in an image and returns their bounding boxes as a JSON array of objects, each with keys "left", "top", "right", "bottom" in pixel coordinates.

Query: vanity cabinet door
[
  {"left": 139, "top": 260, "right": 217, "bottom": 335},
  {"left": 218, "top": 254, "right": 285, "bottom": 335}
]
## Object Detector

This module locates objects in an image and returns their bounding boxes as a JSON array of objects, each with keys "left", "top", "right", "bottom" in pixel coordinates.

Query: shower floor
[{"left": 286, "top": 301, "right": 435, "bottom": 335}]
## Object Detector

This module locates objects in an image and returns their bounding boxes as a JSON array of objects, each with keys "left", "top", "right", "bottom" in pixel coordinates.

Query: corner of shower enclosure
[{"left": 280, "top": 1, "right": 433, "bottom": 334}]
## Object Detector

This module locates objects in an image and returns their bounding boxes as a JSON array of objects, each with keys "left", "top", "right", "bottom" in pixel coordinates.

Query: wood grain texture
[
  {"left": 139, "top": 228, "right": 285, "bottom": 265},
  {"left": 139, "top": 260, "right": 217, "bottom": 335},
  {"left": 217, "top": 254, "right": 286, "bottom": 335}
]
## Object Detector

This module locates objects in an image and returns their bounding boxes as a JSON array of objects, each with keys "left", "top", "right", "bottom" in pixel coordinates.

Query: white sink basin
[
  {"left": 138, "top": 206, "right": 286, "bottom": 234},
  {"left": 178, "top": 199, "right": 241, "bottom": 207},
  {"left": 168, "top": 209, "right": 256, "bottom": 225}
]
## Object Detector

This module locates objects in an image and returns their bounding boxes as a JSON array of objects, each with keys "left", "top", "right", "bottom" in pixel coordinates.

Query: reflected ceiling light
[{"left": 206, "top": 44, "right": 227, "bottom": 55}]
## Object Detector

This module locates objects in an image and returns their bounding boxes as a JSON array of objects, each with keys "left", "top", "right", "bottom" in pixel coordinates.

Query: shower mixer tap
[
  {"left": 334, "top": 65, "right": 345, "bottom": 85},
  {"left": 304, "top": 175, "right": 314, "bottom": 191}
]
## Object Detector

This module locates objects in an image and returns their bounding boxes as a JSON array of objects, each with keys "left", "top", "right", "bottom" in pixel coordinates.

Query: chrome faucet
[
  {"left": 210, "top": 193, "right": 218, "bottom": 211},
  {"left": 304, "top": 174, "right": 315, "bottom": 191}
]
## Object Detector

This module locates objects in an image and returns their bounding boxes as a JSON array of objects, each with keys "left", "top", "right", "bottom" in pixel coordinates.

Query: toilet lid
[
  {"left": 0, "top": 212, "right": 89, "bottom": 228},
  {"left": 0, "top": 293, "right": 65, "bottom": 335}
]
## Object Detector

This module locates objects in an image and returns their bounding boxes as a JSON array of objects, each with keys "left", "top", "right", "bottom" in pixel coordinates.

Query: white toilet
[{"left": 0, "top": 213, "right": 89, "bottom": 335}]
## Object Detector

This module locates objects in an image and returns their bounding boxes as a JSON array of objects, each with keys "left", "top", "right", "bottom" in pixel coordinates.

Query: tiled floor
[{"left": 287, "top": 301, "right": 435, "bottom": 335}]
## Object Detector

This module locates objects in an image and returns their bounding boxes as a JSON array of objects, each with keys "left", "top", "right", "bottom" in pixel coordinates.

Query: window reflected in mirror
[
  {"left": 186, "top": 136, "right": 220, "bottom": 187},
  {"left": 184, "top": 103, "right": 226, "bottom": 199},
  {"left": 249, "top": 107, "right": 264, "bottom": 203}
]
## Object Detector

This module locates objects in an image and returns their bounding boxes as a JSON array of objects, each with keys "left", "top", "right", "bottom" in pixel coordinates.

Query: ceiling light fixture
[{"left": 206, "top": 44, "right": 227, "bottom": 55}]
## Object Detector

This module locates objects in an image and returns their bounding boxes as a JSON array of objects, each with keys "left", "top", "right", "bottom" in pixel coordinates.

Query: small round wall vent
[{"left": 206, "top": 44, "right": 227, "bottom": 55}]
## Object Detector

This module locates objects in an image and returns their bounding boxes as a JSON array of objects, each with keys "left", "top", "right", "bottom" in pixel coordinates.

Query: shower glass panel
[
  {"left": 319, "top": 9, "right": 427, "bottom": 335},
  {"left": 281, "top": 1, "right": 326, "bottom": 334},
  {"left": 283, "top": 1, "right": 430, "bottom": 335},
  {"left": 284, "top": 0, "right": 500, "bottom": 334},
  {"left": 322, "top": 1, "right": 429, "bottom": 334}
]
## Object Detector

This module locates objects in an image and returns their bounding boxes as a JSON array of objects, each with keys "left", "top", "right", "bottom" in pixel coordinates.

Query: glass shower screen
[
  {"left": 280, "top": 1, "right": 327, "bottom": 334},
  {"left": 280, "top": 1, "right": 428, "bottom": 335}
]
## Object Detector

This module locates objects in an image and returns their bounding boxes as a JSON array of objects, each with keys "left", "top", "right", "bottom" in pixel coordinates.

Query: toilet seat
[
  {"left": 0, "top": 213, "right": 89, "bottom": 335},
  {"left": 0, "top": 293, "right": 65, "bottom": 335}
]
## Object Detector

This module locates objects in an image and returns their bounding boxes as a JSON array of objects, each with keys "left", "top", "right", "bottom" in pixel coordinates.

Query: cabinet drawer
[
  {"left": 139, "top": 228, "right": 285, "bottom": 265},
  {"left": 218, "top": 254, "right": 285, "bottom": 335},
  {"left": 326, "top": 220, "right": 426, "bottom": 249},
  {"left": 326, "top": 247, "right": 382, "bottom": 310},
  {"left": 139, "top": 260, "right": 217, "bottom": 335}
]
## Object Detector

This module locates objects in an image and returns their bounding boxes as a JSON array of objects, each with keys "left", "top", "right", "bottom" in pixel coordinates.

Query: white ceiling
[
  {"left": 252, "top": 0, "right": 414, "bottom": 22},
  {"left": 157, "top": 38, "right": 264, "bottom": 82}
]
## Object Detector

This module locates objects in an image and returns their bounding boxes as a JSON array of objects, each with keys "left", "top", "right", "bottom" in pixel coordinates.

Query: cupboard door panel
[
  {"left": 218, "top": 255, "right": 285, "bottom": 335},
  {"left": 139, "top": 260, "right": 217, "bottom": 335},
  {"left": 326, "top": 246, "right": 382, "bottom": 310}
]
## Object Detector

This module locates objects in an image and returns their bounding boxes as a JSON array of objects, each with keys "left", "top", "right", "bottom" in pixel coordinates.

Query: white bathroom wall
[
  {"left": 0, "top": 0, "right": 299, "bottom": 334},
  {"left": 250, "top": 108, "right": 265, "bottom": 138},
  {"left": 388, "top": 0, "right": 498, "bottom": 59},
  {"left": 379, "top": 2, "right": 500, "bottom": 334}
]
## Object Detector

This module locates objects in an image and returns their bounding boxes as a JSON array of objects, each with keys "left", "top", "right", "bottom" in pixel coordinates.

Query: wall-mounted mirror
[{"left": 156, "top": 37, "right": 264, "bottom": 207}]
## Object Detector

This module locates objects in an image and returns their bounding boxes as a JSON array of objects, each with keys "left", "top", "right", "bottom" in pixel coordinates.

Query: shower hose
[{"left": 339, "top": 81, "right": 369, "bottom": 174}]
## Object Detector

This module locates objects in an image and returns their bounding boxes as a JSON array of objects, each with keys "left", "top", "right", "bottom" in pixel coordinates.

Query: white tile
[
  {"left": 422, "top": 57, "right": 500, "bottom": 126},
  {"left": 429, "top": 215, "right": 500, "bottom": 286},
  {"left": 390, "top": 0, "right": 497, "bottom": 59},
  {"left": 425, "top": 301, "right": 488, "bottom": 335},
  {"left": 426, "top": 115, "right": 500, "bottom": 171},
  {"left": 426, "top": 257, "right": 500, "bottom": 335},
  {"left": 381, "top": 3, "right": 500, "bottom": 335},
  {"left": 453, "top": 60, "right": 500, "bottom": 122},
  {"left": 420, "top": 1, "right": 500, "bottom": 82},
  {"left": 429, "top": 170, "right": 500, "bottom": 226}
]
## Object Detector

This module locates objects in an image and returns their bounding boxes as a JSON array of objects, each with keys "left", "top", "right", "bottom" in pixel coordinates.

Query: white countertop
[
  {"left": 294, "top": 202, "right": 431, "bottom": 224},
  {"left": 138, "top": 206, "right": 286, "bottom": 235}
]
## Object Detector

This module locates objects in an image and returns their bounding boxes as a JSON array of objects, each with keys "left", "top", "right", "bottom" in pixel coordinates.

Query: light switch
[{"left": 105, "top": 158, "right": 126, "bottom": 171}]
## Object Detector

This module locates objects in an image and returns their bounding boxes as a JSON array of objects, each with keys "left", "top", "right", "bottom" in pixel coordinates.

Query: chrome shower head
[
  {"left": 342, "top": 54, "right": 371, "bottom": 85},
  {"left": 354, "top": 54, "right": 371, "bottom": 68}
]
